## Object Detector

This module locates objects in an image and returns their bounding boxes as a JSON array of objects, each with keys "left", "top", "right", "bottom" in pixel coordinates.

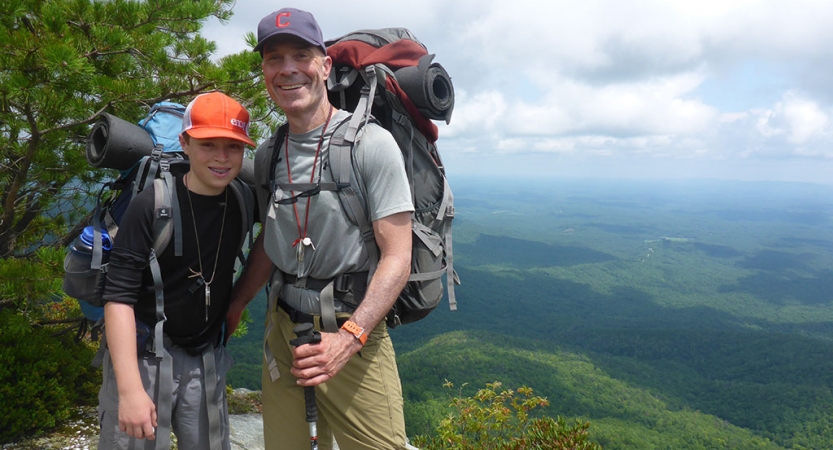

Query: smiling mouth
[
  {"left": 210, "top": 168, "right": 230, "bottom": 175},
  {"left": 280, "top": 84, "right": 304, "bottom": 90}
]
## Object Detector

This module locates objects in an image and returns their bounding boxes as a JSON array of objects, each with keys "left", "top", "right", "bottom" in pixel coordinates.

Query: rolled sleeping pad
[
  {"left": 88, "top": 113, "right": 258, "bottom": 187},
  {"left": 86, "top": 113, "right": 154, "bottom": 170},
  {"left": 394, "top": 54, "right": 455, "bottom": 124}
]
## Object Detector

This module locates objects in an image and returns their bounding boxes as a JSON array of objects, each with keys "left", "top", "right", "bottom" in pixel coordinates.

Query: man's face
[{"left": 261, "top": 36, "right": 332, "bottom": 119}]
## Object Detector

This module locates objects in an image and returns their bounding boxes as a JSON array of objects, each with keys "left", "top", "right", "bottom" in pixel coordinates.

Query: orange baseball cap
[{"left": 181, "top": 92, "right": 256, "bottom": 147}]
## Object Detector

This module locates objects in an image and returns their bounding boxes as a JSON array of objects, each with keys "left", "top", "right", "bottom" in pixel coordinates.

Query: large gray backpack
[
  {"left": 329, "top": 28, "right": 459, "bottom": 327},
  {"left": 268, "top": 28, "right": 459, "bottom": 328}
]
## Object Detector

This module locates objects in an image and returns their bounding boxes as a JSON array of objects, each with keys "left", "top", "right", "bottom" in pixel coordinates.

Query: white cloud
[
  {"left": 781, "top": 92, "right": 829, "bottom": 144},
  {"left": 206, "top": 0, "right": 833, "bottom": 184},
  {"left": 499, "top": 71, "right": 717, "bottom": 139},
  {"left": 441, "top": 90, "right": 507, "bottom": 139}
]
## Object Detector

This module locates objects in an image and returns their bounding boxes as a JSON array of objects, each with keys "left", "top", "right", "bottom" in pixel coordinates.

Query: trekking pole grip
[{"left": 291, "top": 323, "right": 322, "bottom": 424}]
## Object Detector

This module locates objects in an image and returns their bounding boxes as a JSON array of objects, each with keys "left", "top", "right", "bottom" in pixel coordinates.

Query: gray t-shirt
[{"left": 254, "top": 110, "right": 413, "bottom": 313}]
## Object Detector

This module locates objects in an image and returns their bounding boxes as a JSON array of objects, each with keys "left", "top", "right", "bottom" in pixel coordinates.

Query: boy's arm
[
  {"left": 226, "top": 232, "right": 272, "bottom": 338},
  {"left": 104, "top": 302, "right": 157, "bottom": 441}
]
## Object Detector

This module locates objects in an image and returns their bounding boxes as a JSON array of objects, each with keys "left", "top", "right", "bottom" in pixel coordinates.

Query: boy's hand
[{"left": 118, "top": 389, "right": 157, "bottom": 440}]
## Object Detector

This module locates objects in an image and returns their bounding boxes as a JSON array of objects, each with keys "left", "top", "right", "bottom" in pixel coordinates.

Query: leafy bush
[
  {"left": 0, "top": 309, "right": 100, "bottom": 443},
  {"left": 225, "top": 385, "right": 262, "bottom": 415},
  {"left": 412, "top": 381, "right": 602, "bottom": 450}
]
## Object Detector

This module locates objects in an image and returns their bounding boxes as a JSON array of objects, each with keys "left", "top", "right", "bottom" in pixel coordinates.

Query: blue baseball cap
[{"left": 253, "top": 8, "right": 327, "bottom": 55}]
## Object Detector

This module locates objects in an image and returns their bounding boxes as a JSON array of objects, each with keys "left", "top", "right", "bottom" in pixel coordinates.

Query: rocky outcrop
[{"left": 229, "top": 414, "right": 264, "bottom": 450}]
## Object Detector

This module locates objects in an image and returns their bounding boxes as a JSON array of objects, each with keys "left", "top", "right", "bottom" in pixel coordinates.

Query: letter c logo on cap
[{"left": 276, "top": 12, "right": 290, "bottom": 28}]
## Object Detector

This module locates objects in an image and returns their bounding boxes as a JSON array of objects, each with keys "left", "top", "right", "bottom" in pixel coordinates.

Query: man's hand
[
  {"left": 118, "top": 389, "right": 157, "bottom": 440},
  {"left": 290, "top": 329, "right": 362, "bottom": 386}
]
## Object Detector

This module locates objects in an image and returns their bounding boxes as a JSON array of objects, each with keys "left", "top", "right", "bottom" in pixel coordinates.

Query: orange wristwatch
[{"left": 341, "top": 320, "right": 368, "bottom": 346}]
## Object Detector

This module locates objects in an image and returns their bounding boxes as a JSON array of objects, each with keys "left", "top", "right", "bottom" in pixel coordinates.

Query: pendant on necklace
[
  {"left": 205, "top": 283, "right": 211, "bottom": 322},
  {"left": 296, "top": 237, "right": 315, "bottom": 263}
]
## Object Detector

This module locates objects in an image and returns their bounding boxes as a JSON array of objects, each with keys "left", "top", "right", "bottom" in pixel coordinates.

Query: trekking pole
[{"left": 290, "top": 323, "right": 322, "bottom": 450}]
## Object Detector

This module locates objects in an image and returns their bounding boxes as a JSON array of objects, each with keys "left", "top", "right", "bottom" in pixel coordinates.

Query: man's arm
[
  {"left": 291, "top": 211, "right": 411, "bottom": 386},
  {"left": 104, "top": 301, "right": 157, "bottom": 440},
  {"left": 226, "top": 232, "right": 272, "bottom": 338},
  {"left": 346, "top": 211, "right": 412, "bottom": 334}
]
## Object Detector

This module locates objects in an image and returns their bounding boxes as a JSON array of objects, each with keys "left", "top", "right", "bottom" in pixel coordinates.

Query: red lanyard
[{"left": 284, "top": 107, "right": 333, "bottom": 247}]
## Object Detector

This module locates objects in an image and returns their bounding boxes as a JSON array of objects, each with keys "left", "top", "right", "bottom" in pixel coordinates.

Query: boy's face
[{"left": 179, "top": 135, "right": 245, "bottom": 196}]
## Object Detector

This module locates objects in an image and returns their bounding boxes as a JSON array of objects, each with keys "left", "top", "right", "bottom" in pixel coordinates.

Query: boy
[{"left": 97, "top": 92, "right": 256, "bottom": 450}]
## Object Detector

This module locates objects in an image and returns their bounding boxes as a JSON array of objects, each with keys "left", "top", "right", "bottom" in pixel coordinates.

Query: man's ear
[{"left": 321, "top": 55, "right": 333, "bottom": 79}]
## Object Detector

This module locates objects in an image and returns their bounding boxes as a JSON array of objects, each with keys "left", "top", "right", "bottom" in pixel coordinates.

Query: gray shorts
[{"left": 97, "top": 343, "right": 234, "bottom": 450}]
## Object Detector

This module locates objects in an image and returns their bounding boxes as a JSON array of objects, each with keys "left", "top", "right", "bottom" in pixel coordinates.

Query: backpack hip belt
[
  {"left": 281, "top": 272, "right": 369, "bottom": 333},
  {"left": 284, "top": 272, "right": 368, "bottom": 293},
  {"left": 276, "top": 299, "right": 350, "bottom": 330}
]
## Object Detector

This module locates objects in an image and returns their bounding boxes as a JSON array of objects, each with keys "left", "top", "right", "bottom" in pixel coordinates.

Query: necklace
[
  {"left": 184, "top": 173, "right": 228, "bottom": 322},
  {"left": 285, "top": 106, "right": 334, "bottom": 264}
]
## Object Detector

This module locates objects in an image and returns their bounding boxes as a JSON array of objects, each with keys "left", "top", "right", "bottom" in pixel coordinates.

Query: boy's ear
[{"left": 179, "top": 133, "right": 189, "bottom": 154}]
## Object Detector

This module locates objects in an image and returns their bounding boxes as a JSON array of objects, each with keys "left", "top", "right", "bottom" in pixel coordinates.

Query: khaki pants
[{"left": 262, "top": 308, "right": 406, "bottom": 450}]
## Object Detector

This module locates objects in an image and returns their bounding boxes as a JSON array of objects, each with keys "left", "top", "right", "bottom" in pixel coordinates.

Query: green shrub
[
  {"left": 0, "top": 310, "right": 100, "bottom": 443},
  {"left": 225, "top": 385, "right": 262, "bottom": 415},
  {"left": 412, "top": 381, "right": 602, "bottom": 450}
]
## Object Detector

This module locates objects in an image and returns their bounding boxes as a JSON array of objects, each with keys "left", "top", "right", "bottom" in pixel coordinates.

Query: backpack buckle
[
  {"left": 150, "top": 143, "right": 164, "bottom": 160},
  {"left": 360, "top": 229, "right": 375, "bottom": 242},
  {"left": 333, "top": 275, "right": 349, "bottom": 293}
]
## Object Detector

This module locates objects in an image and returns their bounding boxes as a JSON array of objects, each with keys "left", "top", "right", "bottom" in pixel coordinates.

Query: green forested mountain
[
  {"left": 227, "top": 177, "right": 833, "bottom": 449},
  {"left": 398, "top": 330, "right": 781, "bottom": 450}
]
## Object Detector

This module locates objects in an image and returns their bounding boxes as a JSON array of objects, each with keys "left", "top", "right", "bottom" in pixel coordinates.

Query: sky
[{"left": 204, "top": 0, "right": 833, "bottom": 185}]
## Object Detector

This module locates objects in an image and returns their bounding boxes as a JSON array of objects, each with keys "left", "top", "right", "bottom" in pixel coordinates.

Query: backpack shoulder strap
[
  {"left": 150, "top": 164, "right": 180, "bottom": 256},
  {"left": 151, "top": 177, "right": 172, "bottom": 252},
  {"left": 327, "top": 115, "right": 379, "bottom": 282},
  {"left": 267, "top": 123, "right": 289, "bottom": 192},
  {"left": 328, "top": 116, "right": 374, "bottom": 242},
  {"left": 147, "top": 172, "right": 174, "bottom": 447},
  {"left": 228, "top": 177, "right": 255, "bottom": 254}
]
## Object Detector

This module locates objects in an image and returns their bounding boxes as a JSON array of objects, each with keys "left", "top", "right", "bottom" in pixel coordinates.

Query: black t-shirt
[{"left": 103, "top": 172, "right": 243, "bottom": 348}]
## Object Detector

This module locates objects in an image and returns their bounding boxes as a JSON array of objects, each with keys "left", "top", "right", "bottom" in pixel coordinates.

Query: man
[
  {"left": 98, "top": 92, "right": 256, "bottom": 450},
  {"left": 227, "top": 7, "right": 413, "bottom": 450}
]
